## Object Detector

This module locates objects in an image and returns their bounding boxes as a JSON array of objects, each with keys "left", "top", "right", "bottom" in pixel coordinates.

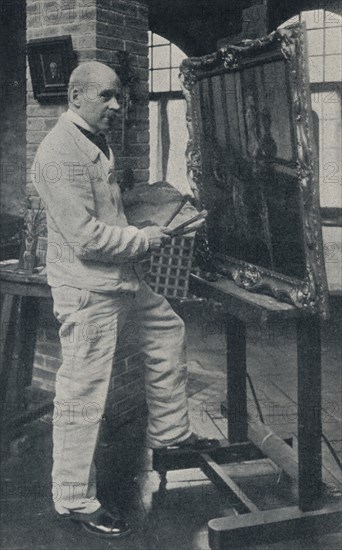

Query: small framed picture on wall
[{"left": 27, "top": 35, "right": 75, "bottom": 103}]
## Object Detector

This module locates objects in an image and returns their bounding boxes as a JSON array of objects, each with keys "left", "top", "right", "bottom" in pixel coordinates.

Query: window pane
[
  {"left": 153, "top": 45, "right": 170, "bottom": 69},
  {"left": 325, "top": 55, "right": 342, "bottom": 82},
  {"left": 149, "top": 100, "right": 161, "bottom": 182},
  {"left": 309, "top": 56, "right": 324, "bottom": 82},
  {"left": 166, "top": 99, "right": 192, "bottom": 195},
  {"left": 171, "top": 68, "right": 181, "bottom": 91},
  {"left": 307, "top": 29, "right": 324, "bottom": 56},
  {"left": 171, "top": 44, "right": 186, "bottom": 68},
  {"left": 148, "top": 31, "right": 152, "bottom": 46},
  {"left": 301, "top": 10, "right": 324, "bottom": 29},
  {"left": 153, "top": 34, "right": 170, "bottom": 46},
  {"left": 152, "top": 69, "right": 170, "bottom": 92},
  {"left": 311, "top": 86, "right": 342, "bottom": 207},
  {"left": 325, "top": 9, "right": 342, "bottom": 28},
  {"left": 325, "top": 27, "right": 342, "bottom": 54}
]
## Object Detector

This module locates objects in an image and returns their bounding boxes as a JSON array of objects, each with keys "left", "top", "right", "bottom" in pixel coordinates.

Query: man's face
[{"left": 76, "top": 67, "right": 122, "bottom": 133}]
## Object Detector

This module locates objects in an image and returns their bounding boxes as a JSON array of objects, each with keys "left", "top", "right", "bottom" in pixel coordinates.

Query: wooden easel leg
[
  {"left": 297, "top": 313, "right": 322, "bottom": 511},
  {"left": 208, "top": 503, "right": 342, "bottom": 549},
  {"left": 226, "top": 314, "right": 247, "bottom": 443}
]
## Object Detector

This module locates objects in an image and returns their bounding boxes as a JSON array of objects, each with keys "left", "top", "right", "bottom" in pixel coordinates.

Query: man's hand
[{"left": 142, "top": 225, "right": 171, "bottom": 250}]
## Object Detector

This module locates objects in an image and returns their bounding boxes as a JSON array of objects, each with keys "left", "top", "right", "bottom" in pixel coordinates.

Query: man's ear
[{"left": 70, "top": 86, "right": 82, "bottom": 107}]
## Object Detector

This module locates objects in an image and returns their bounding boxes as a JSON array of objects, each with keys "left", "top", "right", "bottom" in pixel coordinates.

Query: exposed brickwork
[
  {"left": 26, "top": 0, "right": 149, "bottom": 191},
  {"left": 95, "top": 1, "right": 149, "bottom": 184},
  {"left": 26, "top": 0, "right": 149, "bottom": 424}
]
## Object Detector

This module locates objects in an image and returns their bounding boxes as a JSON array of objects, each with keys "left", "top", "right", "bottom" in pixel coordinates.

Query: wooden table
[
  {"left": 0, "top": 263, "right": 52, "bottom": 451},
  {"left": 153, "top": 274, "right": 342, "bottom": 548}
]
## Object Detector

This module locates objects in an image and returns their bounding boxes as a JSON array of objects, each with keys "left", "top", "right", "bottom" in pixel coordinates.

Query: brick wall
[
  {"left": 26, "top": 0, "right": 149, "bottom": 195},
  {"left": 96, "top": 0, "right": 150, "bottom": 185},
  {"left": 26, "top": 0, "right": 150, "bottom": 425}
]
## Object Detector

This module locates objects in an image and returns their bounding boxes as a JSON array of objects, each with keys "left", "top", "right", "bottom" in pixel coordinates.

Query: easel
[{"left": 153, "top": 274, "right": 342, "bottom": 548}]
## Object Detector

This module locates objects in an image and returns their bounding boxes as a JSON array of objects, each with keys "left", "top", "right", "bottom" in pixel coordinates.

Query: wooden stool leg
[
  {"left": 0, "top": 294, "right": 19, "bottom": 404},
  {"left": 226, "top": 314, "right": 247, "bottom": 443},
  {"left": 1, "top": 293, "right": 20, "bottom": 455},
  {"left": 297, "top": 314, "right": 322, "bottom": 511}
]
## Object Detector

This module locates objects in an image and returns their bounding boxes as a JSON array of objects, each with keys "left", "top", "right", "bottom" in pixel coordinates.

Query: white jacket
[{"left": 32, "top": 112, "right": 149, "bottom": 291}]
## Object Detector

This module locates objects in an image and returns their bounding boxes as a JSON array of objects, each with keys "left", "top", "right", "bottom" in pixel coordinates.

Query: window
[
  {"left": 279, "top": 8, "right": 341, "bottom": 209},
  {"left": 279, "top": 5, "right": 342, "bottom": 292},
  {"left": 149, "top": 32, "right": 186, "bottom": 94},
  {"left": 148, "top": 32, "right": 193, "bottom": 195}
]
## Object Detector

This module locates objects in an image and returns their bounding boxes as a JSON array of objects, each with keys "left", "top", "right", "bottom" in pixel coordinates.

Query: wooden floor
[{"left": 1, "top": 299, "right": 341, "bottom": 549}]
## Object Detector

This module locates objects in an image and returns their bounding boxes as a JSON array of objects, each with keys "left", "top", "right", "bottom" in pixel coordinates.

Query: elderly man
[{"left": 32, "top": 61, "right": 211, "bottom": 538}]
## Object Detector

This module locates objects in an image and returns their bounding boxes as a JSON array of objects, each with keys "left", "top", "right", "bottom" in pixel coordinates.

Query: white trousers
[{"left": 50, "top": 282, "right": 191, "bottom": 514}]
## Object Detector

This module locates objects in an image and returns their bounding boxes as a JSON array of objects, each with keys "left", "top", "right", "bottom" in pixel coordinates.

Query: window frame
[{"left": 149, "top": 32, "right": 187, "bottom": 95}]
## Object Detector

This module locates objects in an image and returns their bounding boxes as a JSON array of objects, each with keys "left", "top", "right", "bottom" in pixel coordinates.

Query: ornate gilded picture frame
[{"left": 180, "top": 24, "right": 329, "bottom": 318}]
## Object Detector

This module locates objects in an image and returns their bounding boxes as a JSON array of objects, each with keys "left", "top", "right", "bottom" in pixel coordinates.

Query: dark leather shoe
[
  {"left": 60, "top": 506, "right": 131, "bottom": 538},
  {"left": 170, "top": 433, "right": 221, "bottom": 451}
]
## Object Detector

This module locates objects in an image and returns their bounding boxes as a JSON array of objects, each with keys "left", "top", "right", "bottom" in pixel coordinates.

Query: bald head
[
  {"left": 68, "top": 61, "right": 118, "bottom": 94},
  {"left": 68, "top": 61, "right": 122, "bottom": 133}
]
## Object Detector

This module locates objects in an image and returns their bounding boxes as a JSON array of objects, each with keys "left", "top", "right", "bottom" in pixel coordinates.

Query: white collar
[
  {"left": 65, "top": 109, "right": 95, "bottom": 133},
  {"left": 63, "top": 110, "right": 114, "bottom": 168}
]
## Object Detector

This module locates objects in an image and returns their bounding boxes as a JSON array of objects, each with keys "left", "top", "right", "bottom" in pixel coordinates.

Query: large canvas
[{"left": 180, "top": 24, "right": 329, "bottom": 317}]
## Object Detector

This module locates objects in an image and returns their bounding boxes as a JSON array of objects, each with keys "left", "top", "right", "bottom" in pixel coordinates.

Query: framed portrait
[
  {"left": 27, "top": 35, "right": 75, "bottom": 103},
  {"left": 180, "top": 24, "right": 329, "bottom": 318}
]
